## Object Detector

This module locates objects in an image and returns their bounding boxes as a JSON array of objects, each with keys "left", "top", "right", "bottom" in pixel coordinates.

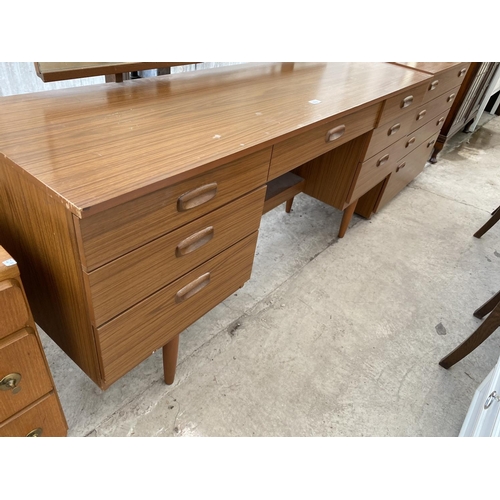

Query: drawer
[
  {"left": 269, "top": 103, "right": 380, "bottom": 181},
  {"left": 98, "top": 232, "right": 259, "bottom": 387},
  {"left": 76, "top": 148, "right": 272, "bottom": 272},
  {"left": 400, "top": 108, "right": 451, "bottom": 157},
  {"left": 349, "top": 136, "right": 407, "bottom": 203},
  {"left": 377, "top": 130, "right": 439, "bottom": 211},
  {"left": 0, "top": 328, "right": 53, "bottom": 422},
  {"left": 422, "top": 64, "right": 470, "bottom": 104},
  {"left": 409, "top": 85, "right": 461, "bottom": 134},
  {"left": 378, "top": 83, "right": 427, "bottom": 127},
  {"left": 0, "top": 392, "right": 67, "bottom": 437},
  {"left": 86, "top": 187, "right": 266, "bottom": 326},
  {"left": 0, "top": 279, "right": 29, "bottom": 340},
  {"left": 363, "top": 112, "right": 413, "bottom": 160}
]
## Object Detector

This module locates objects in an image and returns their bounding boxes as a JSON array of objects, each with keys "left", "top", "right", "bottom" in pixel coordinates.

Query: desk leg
[
  {"left": 439, "top": 302, "right": 500, "bottom": 369},
  {"left": 285, "top": 197, "right": 294, "bottom": 213},
  {"left": 163, "top": 335, "right": 180, "bottom": 385},
  {"left": 338, "top": 200, "right": 358, "bottom": 238}
]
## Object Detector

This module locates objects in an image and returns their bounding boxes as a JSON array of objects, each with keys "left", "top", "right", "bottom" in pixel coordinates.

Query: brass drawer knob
[
  {"left": 436, "top": 117, "right": 445, "bottom": 127},
  {"left": 447, "top": 93, "right": 456, "bottom": 103},
  {"left": 0, "top": 372, "right": 22, "bottom": 394},
  {"left": 406, "top": 137, "right": 416, "bottom": 148},
  {"left": 26, "top": 427, "right": 43, "bottom": 437},
  {"left": 458, "top": 68, "right": 467, "bottom": 77}
]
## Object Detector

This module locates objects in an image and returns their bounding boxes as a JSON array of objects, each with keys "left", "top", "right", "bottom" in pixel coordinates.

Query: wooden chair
[
  {"left": 439, "top": 206, "right": 500, "bottom": 368},
  {"left": 473, "top": 205, "right": 500, "bottom": 239}
]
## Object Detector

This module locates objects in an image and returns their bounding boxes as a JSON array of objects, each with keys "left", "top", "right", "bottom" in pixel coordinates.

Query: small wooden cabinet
[{"left": 0, "top": 246, "right": 67, "bottom": 437}]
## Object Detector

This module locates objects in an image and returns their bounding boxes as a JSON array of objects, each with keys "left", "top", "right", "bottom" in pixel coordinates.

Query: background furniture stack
[
  {"left": 0, "top": 246, "right": 67, "bottom": 437},
  {"left": 427, "top": 62, "right": 500, "bottom": 163}
]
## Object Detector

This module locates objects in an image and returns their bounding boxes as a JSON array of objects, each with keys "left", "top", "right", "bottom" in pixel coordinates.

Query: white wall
[{"left": 0, "top": 62, "right": 244, "bottom": 97}]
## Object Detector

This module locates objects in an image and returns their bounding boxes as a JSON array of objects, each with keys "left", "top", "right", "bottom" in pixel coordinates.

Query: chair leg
[
  {"left": 285, "top": 197, "right": 294, "bottom": 213},
  {"left": 473, "top": 205, "right": 500, "bottom": 238},
  {"left": 474, "top": 290, "right": 500, "bottom": 319},
  {"left": 439, "top": 301, "right": 500, "bottom": 369}
]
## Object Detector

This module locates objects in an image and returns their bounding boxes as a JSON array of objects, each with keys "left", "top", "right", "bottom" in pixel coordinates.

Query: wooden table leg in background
[
  {"left": 338, "top": 200, "right": 358, "bottom": 238},
  {"left": 439, "top": 295, "right": 500, "bottom": 369},
  {"left": 163, "top": 335, "right": 180, "bottom": 385}
]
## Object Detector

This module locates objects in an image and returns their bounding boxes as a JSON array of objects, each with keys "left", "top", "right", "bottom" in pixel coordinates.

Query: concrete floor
[{"left": 38, "top": 114, "right": 500, "bottom": 437}]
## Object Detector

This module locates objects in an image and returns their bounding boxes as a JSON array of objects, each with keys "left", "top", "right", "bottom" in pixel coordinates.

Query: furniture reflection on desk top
[
  {"left": 0, "top": 62, "right": 432, "bottom": 218},
  {"left": 1, "top": 62, "right": 463, "bottom": 389}
]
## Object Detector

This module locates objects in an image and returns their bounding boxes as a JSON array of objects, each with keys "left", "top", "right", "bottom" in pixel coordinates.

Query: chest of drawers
[
  {"left": 0, "top": 62, "right": 468, "bottom": 389},
  {"left": 0, "top": 247, "right": 67, "bottom": 437}
]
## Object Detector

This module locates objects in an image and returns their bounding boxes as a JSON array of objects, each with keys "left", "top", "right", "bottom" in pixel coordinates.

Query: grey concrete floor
[{"left": 39, "top": 114, "right": 500, "bottom": 437}]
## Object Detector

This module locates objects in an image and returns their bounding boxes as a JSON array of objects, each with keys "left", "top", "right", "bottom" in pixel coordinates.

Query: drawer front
[
  {"left": 422, "top": 64, "right": 470, "bottom": 104},
  {"left": 98, "top": 232, "right": 259, "bottom": 387},
  {"left": 349, "top": 136, "right": 407, "bottom": 203},
  {"left": 364, "top": 112, "right": 413, "bottom": 160},
  {"left": 400, "top": 108, "right": 451, "bottom": 157},
  {"left": 0, "top": 328, "right": 53, "bottom": 422},
  {"left": 378, "top": 83, "right": 428, "bottom": 127},
  {"left": 269, "top": 103, "right": 380, "bottom": 181},
  {"left": 0, "top": 279, "right": 29, "bottom": 340},
  {"left": 409, "top": 85, "right": 461, "bottom": 134},
  {"left": 377, "top": 131, "right": 439, "bottom": 210},
  {"left": 77, "top": 148, "right": 271, "bottom": 272},
  {"left": 87, "top": 187, "right": 266, "bottom": 326},
  {"left": 0, "top": 392, "right": 67, "bottom": 437}
]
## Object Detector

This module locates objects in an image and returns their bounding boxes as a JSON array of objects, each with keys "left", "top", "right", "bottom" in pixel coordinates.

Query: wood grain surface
[
  {"left": 0, "top": 279, "right": 29, "bottom": 340},
  {"left": 0, "top": 328, "right": 53, "bottom": 422},
  {"left": 98, "top": 232, "right": 259, "bottom": 387},
  {"left": 86, "top": 187, "right": 266, "bottom": 326},
  {"left": 0, "top": 392, "right": 67, "bottom": 437},
  {"left": 0, "top": 62, "right": 431, "bottom": 217}
]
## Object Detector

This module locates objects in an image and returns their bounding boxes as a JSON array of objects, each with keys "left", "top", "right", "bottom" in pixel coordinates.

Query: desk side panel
[{"left": 0, "top": 156, "right": 102, "bottom": 384}]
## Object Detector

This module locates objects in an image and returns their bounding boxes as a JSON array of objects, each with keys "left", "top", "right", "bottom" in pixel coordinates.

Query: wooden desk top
[
  {"left": 392, "top": 62, "right": 464, "bottom": 75},
  {"left": 0, "top": 62, "right": 431, "bottom": 218}
]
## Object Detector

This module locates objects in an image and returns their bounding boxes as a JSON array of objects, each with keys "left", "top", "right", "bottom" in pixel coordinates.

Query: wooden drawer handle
[
  {"left": 417, "top": 110, "right": 427, "bottom": 121},
  {"left": 388, "top": 123, "right": 401, "bottom": 136},
  {"left": 376, "top": 154, "right": 390, "bottom": 167},
  {"left": 427, "top": 139, "right": 436, "bottom": 148},
  {"left": 406, "top": 137, "right": 416, "bottom": 148},
  {"left": 436, "top": 117, "right": 445, "bottom": 126},
  {"left": 429, "top": 80, "right": 439, "bottom": 91},
  {"left": 325, "top": 124, "right": 346, "bottom": 142},
  {"left": 26, "top": 428, "right": 43, "bottom": 437},
  {"left": 401, "top": 95, "right": 413, "bottom": 108},
  {"left": 175, "top": 272, "right": 211, "bottom": 303},
  {"left": 177, "top": 183, "right": 218, "bottom": 212},
  {"left": 176, "top": 226, "right": 214, "bottom": 257},
  {"left": 458, "top": 68, "right": 467, "bottom": 77},
  {"left": 447, "top": 93, "right": 456, "bottom": 103},
  {"left": 396, "top": 162, "right": 406, "bottom": 173}
]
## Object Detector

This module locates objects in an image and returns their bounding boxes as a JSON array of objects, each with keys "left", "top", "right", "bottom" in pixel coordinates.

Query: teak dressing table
[{"left": 0, "top": 62, "right": 469, "bottom": 389}]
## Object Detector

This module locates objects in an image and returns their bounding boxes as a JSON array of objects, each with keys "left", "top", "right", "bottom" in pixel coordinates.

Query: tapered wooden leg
[
  {"left": 163, "top": 335, "right": 180, "bottom": 385},
  {"left": 473, "top": 205, "right": 500, "bottom": 238},
  {"left": 338, "top": 200, "right": 358, "bottom": 238},
  {"left": 474, "top": 290, "right": 500, "bottom": 319},
  {"left": 429, "top": 139, "right": 444, "bottom": 164},
  {"left": 285, "top": 197, "right": 294, "bottom": 213},
  {"left": 439, "top": 302, "right": 500, "bottom": 369}
]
